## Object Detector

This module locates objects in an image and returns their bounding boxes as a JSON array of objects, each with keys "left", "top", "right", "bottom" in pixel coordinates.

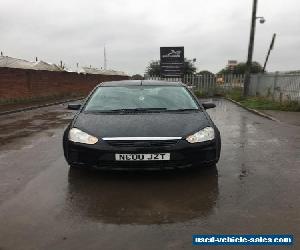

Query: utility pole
[
  {"left": 104, "top": 45, "right": 107, "bottom": 70},
  {"left": 263, "top": 33, "right": 276, "bottom": 72},
  {"left": 244, "top": 0, "right": 258, "bottom": 96}
]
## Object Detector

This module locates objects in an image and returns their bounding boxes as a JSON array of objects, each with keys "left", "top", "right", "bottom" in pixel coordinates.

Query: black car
[{"left": 63, "top": 80, "right": 221, "bottom": 170}]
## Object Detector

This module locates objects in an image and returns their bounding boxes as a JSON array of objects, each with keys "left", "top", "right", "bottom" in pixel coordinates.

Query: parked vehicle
[{"left": 63, "top": 80, "right": 221, "bottom": 170}]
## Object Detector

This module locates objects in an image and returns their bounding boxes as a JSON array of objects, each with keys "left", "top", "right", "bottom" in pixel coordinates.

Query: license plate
[{"left": 115, "top": 153, "right": 170, "bottom": 161}]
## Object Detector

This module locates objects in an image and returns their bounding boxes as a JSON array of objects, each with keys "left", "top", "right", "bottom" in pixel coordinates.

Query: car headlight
[
  {"left": 186, "top": 127, "right": 215, "bottom": 143},
  {"left": 68, "top": 128, "right": 98, "bottom": 144}
]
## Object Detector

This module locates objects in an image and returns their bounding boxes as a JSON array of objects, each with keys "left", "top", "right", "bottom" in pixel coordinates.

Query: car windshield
[{"left": 84, "top": 85, "right": 199, "bottom": 112}]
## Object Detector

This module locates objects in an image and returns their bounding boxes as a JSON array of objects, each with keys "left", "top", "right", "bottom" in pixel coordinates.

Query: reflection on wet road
[
  {"left": 67, "top": 168, "right": 218, "bottom": 225},
  {"left": 0, "top": 99, "right": 299, "bottom": 250}
]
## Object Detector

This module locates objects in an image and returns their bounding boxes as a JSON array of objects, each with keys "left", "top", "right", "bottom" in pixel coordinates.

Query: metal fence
[
  {"left": 145, "top": 74, "right": 244, "bottom": 96},
  {"left": 250, "top": 73, "right": 300, "bottom": 102},
  {"left": 146, "top": 73, "right": 300, "bottom": 103}
]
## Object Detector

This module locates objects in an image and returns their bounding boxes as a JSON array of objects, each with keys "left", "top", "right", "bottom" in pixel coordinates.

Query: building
[
  {"left": 227, "top": 60, "right": 238, "bottom": 71},
  {"left": 0, "top": 56, "right": 128, "bottom": 76},
  {"left": 0, "top": 56, "right": 63, "bottom": 71}
]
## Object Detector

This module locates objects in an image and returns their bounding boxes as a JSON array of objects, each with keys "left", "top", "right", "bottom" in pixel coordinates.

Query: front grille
[
  {"left": 97, "top": 160, "right": 192, "bottom": 170},
  {"left": 106, "top": 140, "right": 179, "bottom": 148}
]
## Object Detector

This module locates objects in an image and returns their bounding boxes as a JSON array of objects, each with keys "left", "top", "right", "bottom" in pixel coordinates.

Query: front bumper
[{"left": 64, "top": 139, "right": 219, "bottom": 170}]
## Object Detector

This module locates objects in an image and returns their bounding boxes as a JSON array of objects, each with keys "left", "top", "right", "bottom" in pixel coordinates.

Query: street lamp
[
  {"left": 244, "top": 0, "right": 265, "bottom": 96},
  {"left": 256, "top": 16, "right": 266, "bottom": 24}
]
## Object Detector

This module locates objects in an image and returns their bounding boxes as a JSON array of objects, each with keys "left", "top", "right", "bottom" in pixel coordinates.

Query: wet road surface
[{"left": 0, "top": 99, "right": 299, "bottom": 250}]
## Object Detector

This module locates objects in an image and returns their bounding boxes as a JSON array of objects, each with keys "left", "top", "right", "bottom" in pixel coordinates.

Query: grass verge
[
  {"left": 226, "top": 88, "right": 300, "bottom": 112},
  {"left": 194, "top": 90, "right": 217, "bottom": 98}
]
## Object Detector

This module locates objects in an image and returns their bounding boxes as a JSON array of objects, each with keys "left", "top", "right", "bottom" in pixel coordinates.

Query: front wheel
[
  {"left": 69, "top": 164, "right": 84, "bottom": 169},
  {"left": 204, "top": 163, "right": 217, "bottom": 168}
]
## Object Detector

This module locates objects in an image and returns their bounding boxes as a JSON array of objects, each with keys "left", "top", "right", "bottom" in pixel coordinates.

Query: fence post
[
  {"left": 272, "top": 72, "right": 279, "bottom": 101},
  {"left": 253, "top": 74, "right": 259, "bottom": 96},
  {"left": 207, "top": 75, "right": 211, "bottom": 97}
]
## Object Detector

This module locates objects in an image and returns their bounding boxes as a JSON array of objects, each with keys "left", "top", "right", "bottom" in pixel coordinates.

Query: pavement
[
  {"left": 261, "top": 110, "right": 300, "bottom": 126},
  {"left": 0, "top": 96, "right": 84, "bottom": 115},
  {"left": 0, "top": 99, "right": 299, "bottom": 250}
]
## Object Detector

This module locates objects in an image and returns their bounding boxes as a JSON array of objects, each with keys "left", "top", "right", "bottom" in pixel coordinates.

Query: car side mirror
[
  {"left": 202, "top": 102, "right": 216, "bottom": 110},
  {"left": 68, "top": 103, "right": 81, "bottom": 110}
]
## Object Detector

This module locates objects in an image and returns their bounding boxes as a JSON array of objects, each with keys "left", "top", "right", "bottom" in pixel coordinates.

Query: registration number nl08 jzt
[{"left": 115, "top": 153, "right": 170, "bottom": 161}]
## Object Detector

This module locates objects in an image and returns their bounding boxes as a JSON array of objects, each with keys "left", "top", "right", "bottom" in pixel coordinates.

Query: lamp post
[{"left": 244, "top": 0, "right": 265, "bottom": 96}]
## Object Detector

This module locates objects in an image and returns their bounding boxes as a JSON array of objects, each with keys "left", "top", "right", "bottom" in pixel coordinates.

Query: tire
[
  {"left": 204, "top": 163, "right": 217, "bottom": 168},
  {"left": 69, "top": 164, "right": 84, "bottom": 169}
]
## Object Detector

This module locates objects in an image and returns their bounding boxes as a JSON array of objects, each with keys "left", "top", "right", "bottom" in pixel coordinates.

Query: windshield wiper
[
  {"left": 167, "top": 108, "right": 200, "bottom": 112},
  {"left": 86, "top": 108, "right": 199, "bottom": 113},
  {"left": 112, "top": 108, "right": 167, "bottom": 112},
  {"left": 85, "top": 108, "right": 167, "bottom": 113}
]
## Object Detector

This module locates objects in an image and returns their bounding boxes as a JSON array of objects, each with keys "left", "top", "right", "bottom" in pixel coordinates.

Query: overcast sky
[{"left": 1, "top": 0, "right": 299, "bottom": 75}]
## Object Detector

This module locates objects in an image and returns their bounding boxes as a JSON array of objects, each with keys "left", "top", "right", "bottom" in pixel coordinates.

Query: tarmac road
[{"left": 0, "top": 99, "right": 299, "bottom": 250}]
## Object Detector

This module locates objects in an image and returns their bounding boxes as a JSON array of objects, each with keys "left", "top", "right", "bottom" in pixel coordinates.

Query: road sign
[{"left": 160, "top": 47, "right": 184, "bottom": 77}]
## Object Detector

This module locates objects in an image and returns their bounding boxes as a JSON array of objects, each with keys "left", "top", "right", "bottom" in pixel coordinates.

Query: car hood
[{"left": 73, "top": 111, "right": 211, "bottom": 138}]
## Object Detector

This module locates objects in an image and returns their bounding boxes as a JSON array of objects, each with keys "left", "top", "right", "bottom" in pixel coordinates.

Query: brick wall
[{"left": 0, "top": 67, "right": 129, "bottom": 101}]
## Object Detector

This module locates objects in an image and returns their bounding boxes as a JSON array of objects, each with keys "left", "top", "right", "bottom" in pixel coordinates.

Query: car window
[{"left": 84, "top": 86, "right": 199, "bottom": 111}]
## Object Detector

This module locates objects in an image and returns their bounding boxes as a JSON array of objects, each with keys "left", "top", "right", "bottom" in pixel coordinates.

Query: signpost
[{"left": 160, "top": 47, "right": 184, "bottom": 77}]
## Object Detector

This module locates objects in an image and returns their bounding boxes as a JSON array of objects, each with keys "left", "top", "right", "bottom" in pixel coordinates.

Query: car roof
[{"left": 99, "top": 80, "right": 184, "bottom": 87}]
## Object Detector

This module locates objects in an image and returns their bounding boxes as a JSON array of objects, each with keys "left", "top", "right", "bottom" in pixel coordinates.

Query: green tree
[
  {"left": 131, "top": 74, "right": 144, "bottom": 80},
  {"left": 196, "top": 70, "right": 214, "bottom": 76},
  {"left": 218, "top": 61, "right": 263, "bottom": 74},
  {"left": 145, "top": 58, "right": 196, "bottom": 76},
  {"left": 146, "top": 61, "right": 160, "bottom": 76},
  {"left": 183, "top": 58, "right": 197, "bottom": 75}
]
